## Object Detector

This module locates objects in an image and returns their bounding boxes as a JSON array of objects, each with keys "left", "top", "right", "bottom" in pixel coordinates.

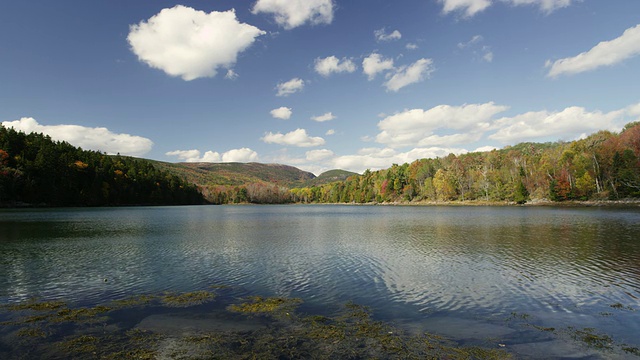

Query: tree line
[
  {"left": 291, "top": 122, "right": 640, "bottom": 204},
  {"left": 0, "top": 125, "right": 205, "bottom": 206}
]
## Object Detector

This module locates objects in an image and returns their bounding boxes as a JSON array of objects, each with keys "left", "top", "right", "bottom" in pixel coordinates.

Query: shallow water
[{"left": 1, "top": 205, "right": 639, "bottom": 358}]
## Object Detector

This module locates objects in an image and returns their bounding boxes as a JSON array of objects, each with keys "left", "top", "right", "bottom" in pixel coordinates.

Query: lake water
[{"left": 1, "top": 205, "right": 640, "bottom": 358}]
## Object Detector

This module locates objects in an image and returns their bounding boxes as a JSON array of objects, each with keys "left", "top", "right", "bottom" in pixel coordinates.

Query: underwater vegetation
[{"left": 1, "top": 289, "right": 638, "bottom": 359}]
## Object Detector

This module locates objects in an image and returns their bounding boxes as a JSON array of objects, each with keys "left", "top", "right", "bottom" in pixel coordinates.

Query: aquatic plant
[{"left": 160, "top": 291, "right": 216, "bottom": 307}]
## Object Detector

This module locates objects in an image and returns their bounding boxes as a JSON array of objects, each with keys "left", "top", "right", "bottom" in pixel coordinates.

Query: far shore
[{"left": 3, "top": 198, "right": 640, "bottom": 209}]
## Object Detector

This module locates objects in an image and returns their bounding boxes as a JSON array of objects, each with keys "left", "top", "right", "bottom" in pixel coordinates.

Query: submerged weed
[
  {"left": 161, "top": 291, "right": 215, "bottom": 308},
  {"left": 228, "top": 296, "right": 302, "bottom": 316}
]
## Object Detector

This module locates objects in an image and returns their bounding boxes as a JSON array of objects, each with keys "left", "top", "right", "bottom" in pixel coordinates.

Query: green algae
[
  {"left": 227, "top": 296, "right": 302, "bottom": 316},
  {"left": 1, "top": 289, "right": 638, "bottom": 359},
  {"left": 161, "top": 290, "right": 216, "bottom": 308}
]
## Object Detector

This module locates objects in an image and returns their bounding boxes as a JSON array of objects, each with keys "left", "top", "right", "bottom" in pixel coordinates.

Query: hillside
[
  {"left": 304, "top": 169, "right": 359, "bottom": 187},
  {"left": 151, "top": 161, "right": 316, "bottom": 188},
  {"left": 0, "top": 125, "right": 205, "bottom": 207}
]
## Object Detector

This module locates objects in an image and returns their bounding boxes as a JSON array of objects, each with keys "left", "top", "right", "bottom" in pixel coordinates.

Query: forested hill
[
  {"left": 0, "top": 125, "right": 205, "bottom": 207},
  {"left": 291, "top": 122, "right": 640, "bottom": 204},
  {"left": 152, "top": 162, "right": 353, "bottom": 204},
  {"left": 151, "top": 161, "right": 316, "bottom": 188},
  {"left": 2, "top": 122, "right": 639, "bottom": 206}
]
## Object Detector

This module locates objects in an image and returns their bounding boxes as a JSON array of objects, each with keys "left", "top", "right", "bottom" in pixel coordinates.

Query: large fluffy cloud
[
  {"left": 376, "top": 102, "right": 509, "bottom": 148},
  {"left": 314, "top": 56, "right": 357, "bottom": 77},
  {"left": 2, "top": 117, "right": 153, "bottom": 156},
  {"left": 252, "top": 0, "right": 334, "bottom": 29},
  {"left": 330, "top": 147, "right": 469, "bottom": 174},
  {"left": 127, "top": 6, "right": 265, "bottom": 81},
  {"left": 166, "top": 148, "right": 258, "bottom": 162},
  {"left": 489, "top": 104, "right": 638, "bottom": 143},
  {"left": 271, "top": 107, "right": 293, "bottom": 120},
  {"left": 276, "top": 78, "right": 305, "bottom": 97},
  {"left": 262, "top": 128, "right": 325, "bottom": 147},
  {"left": 546, "top": 24, "right": 640, "bottom": 78},
  {"left": 384, "top": 58, "right": 435, "bottom": 92}
]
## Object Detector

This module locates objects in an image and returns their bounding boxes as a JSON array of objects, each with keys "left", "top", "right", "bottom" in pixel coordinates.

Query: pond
[{"left": 1, "top": 205, "right": 639, "bottom": 358}]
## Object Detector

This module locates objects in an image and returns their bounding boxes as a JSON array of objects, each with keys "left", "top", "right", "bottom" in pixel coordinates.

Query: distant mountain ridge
[{"left": 151, "top": 161, "right": 352, "bottom": 188}]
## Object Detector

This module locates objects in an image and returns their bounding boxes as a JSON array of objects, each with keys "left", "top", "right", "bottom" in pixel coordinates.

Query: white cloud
[
  {"left": 505, "top": 0, "right": 572, "bottom": 13},
  {"left": 262, "top": 128, "right": 325, "bottom": 147},
  {"left": 306, "top": 149, "right": 335, "bottom": 161},
  {"left": 225, "top": 69, "right": 239, "bottom": 80},
  {"left": 362, "top": 53, "right": 395, "bottom": 81},
  {"left": 489, "top": 105, "right": 634, "bottom": 143},
  {"left": 406, "top": 43, "right": 419, "bottom": 50},
  {"left": 474, "top": 145, "right": 499, "bottom": 152},
  {"left": 276, "top": 78, "right": 305, "bottom": 97},
  {"left": 482, "top": 48, "right": 494, "bottom": 62},
  {"left": 440, "top": 0, "right": 573, "bottom": 18},
  {"left": 2, "top": 117, "right": 153, "bottom": 157},
  {"left": 311, "top": 112, "right": 336, "bottom": 122},
  {"left": 166, "top": 148, "right": 258, "bottom": 162},
  {"left": 325, "top": 129, "right": 336, "bottom": 135},
  {"left": 252, "top": 0, "right": 334, "bottom": 29},
  {"left": 458, "top": 35, "right": 484, "bottom": 49},
  {"left": 384, "top": 58, "right": 435, "bottom": 92},
  {"left": 458, "top": 35, "right": 493, "bottom": 62},
  {"left": 222, "top": 148, "right": 259, "bottom": 162},
  {"left": 376, "top": 102, "right": 508, "bottom": 148},
  {"left": 127, "top": 6, "right": 265, "bottom": 81},
  {"left": 314, "top": 56, "right": 357, "bottom": 77},
  {"left": 439, "top": 0, "right": 492, "bottom": 17},
  {"left": 331, "top": 147, "right": 468, "bottom": 174},
  {"left": 546, "top": 24, "right": 640, "bottom": 77},
  {"left": 271, "top": 107, "right": 293, "bottom": 120},
  {"left": 374, "top": 28, "right": 402, "bottom": 42}
]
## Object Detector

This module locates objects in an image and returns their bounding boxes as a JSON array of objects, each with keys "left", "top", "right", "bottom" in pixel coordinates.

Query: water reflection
[{"left": 1, "top": 205, "right": 640, "bottom": 348}]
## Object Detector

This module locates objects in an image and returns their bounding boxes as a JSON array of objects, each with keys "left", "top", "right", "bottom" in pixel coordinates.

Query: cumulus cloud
[
  {"left": 314, "top": 56, "right": 357, "bottom": 77},
  {"left": 271, "top": 107, "right": 293, "bottom": 120},
  {"left": 262, "top": 128, "right": 325, "bottom": 147},
  {"left": 252, "top": 0, "right": 334, "bottom": 29},
  {"left": 546, "top": 24, "right": 640, "bottom": 77},
  {"left": 439, "top": 0, "right": 573, "bottom": 18},
  {"left": 2, "top": 117, "right": 153, "bottom": 156},
  {"left": 330, "top": 147, "right": 468, "bottom": 174},
  {"left": 489, "top": 105, "right": 636, "bottom": 143},
  {"left": 127, "top": 6, "right": 265, "bottom": 81},
  {"left": 362, "top": 53, "right": 395, "bottom": 81},
  {"left": 374, "top": 28, "right": 402, "bottom": 42},
  {"left": 384, "top": 58, "right": 435, "bottom": 92},
  {"left": 406, "top": 43, "right": 419, "bottom": 50},
  {"left": 325, "top": 129, "right": 336, "bottom": 135},
  {"left": 311, "top": 112, "right": 336, "bottom": 122},
  {"left": 306, "top": 149, "right": 335, "bottom": 161},
  {"left": 376, "top": 102, "right": 508, "bottom": 148},
  {"left": 276, "top": 78, "right": 305, "bottom": 96},
  {"left": 166, "top": 148, "right": 258, "bottom": 162},
  {"left": 222, "top": 148, "right": 259, "bottom": 162}
]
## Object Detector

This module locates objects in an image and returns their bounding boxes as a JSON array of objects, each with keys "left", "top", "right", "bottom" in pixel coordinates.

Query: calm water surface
[{"left": 1, "top": 205, "right": 640, "bottom": 357}]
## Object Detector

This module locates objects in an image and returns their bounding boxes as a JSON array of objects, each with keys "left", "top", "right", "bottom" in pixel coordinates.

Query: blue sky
[{"left": 2, "top": 0, "right": 640, "bottom": 174}]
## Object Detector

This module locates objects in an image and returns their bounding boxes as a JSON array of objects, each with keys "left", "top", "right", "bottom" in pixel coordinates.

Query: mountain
[
  {"left": 151, "top": 161, "right": 317, "bottom": 188},
  {"left": 304, "top": 169, "right": 359, "bottom": 187}
]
